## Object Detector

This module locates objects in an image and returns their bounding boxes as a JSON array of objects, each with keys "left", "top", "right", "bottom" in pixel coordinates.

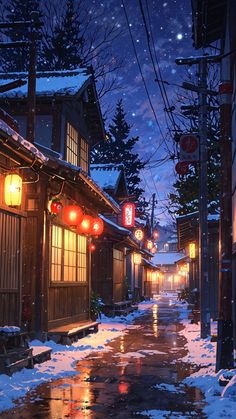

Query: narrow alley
[{"left": 1, "top": 295, "right": 205, "bottom": 418}]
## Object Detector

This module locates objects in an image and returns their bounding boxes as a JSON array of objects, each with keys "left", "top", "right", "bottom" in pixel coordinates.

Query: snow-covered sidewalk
[
  {"left": 0, "top": 301, "right": 152, "bottom": 413},
  {"left": 177, "top": 301, "right": 236, "bottom": 418}
]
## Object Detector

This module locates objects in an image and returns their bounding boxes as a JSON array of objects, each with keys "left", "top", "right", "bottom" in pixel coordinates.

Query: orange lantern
[
  {"left": 63, "top": 205, "right": 83, "bottom": 226},
  {"left": 134, "top": 228, "right": 144, "bottom": 241},
  {"left": 89, "top": 243, "right": 96, "bottom": 252},
  {"left": 91, "top": 217, "right": 104, "bottom": 236},
  {"left": 5, "top": 174, "right": 22, "bottom": 206},
  {"left": 77, "top": 214, "right": 93, "bottom": 235},
  {"left": 147, "top": 240, "right": 153, "bottom": 250}
]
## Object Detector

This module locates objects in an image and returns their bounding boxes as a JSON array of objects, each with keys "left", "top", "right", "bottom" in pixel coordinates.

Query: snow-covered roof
[
  {"left": 90, "top": 163, "right": 126, "bottom": 194},
  {"left": 0, "top": 119, "right": 47, "bottom": 163},
  {"left": 152, "top": 252, "right": 186, "bottom": 266},
  {"left": 142, "top": 258, "right": 158, "bottom": 269},
  {"left": 176, "top": 211, "right": 219, "bottom": 221},
  {"left": 0, "top": 69, "right": 90, "bottom": 98},
  {"left": 99, "top": 214, "right": 130, "bottom": 235}
]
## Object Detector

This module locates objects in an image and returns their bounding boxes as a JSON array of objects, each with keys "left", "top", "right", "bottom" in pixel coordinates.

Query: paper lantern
[
  {"left": 91, "top": 217, "right": 104, "bottom": 236},
  {"left": 50, "top": 200, "right": 63, "bottom": 215},
  {"left": 5, "top": 174, "right": 22, "bottom": 206},
  {"left": 77, "top": 214, "right": 93, "bottom": 235},
  {"left": 122, "top": 202, "right": 135, "bottom": 227},
  {"left": 89, "top": 243, "right": 96, "bottom": 252},
  {"left": 63, "top": 205, "right": 83, "bottom": 226},
  {"left": 133, "top": 253, "right": 141, "bottom": 264},
  {"left": 134, "top": 228, "right": 144, "bottom": 241},
  {"left": 147, "top": 240, "right": 153, "bottom": 250}
]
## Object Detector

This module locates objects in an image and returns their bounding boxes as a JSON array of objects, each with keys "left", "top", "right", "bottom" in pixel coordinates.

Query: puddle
[{"left": 1, "top": 300, "right": 206, "bottom": 418}]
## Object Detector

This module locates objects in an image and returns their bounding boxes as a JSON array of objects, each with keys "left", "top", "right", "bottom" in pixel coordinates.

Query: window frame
[
  {"left": 65, "top": 122, "right": 89, "bottom": 172},
  {"left": 50, "top": 224, "right": 88, "bottom": 285}
]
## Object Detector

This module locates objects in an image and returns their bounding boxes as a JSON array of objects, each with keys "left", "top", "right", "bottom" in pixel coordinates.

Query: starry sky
[{"left": 89, "top": 0, "right": 193, "bottom": 224}]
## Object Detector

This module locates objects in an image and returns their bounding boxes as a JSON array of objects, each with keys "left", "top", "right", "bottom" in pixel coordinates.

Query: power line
[{"left": 121, "top": 0, "right": 168, "bottom": 159}]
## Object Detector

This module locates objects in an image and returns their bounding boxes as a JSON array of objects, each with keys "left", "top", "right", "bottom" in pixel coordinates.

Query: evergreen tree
[
  {"left": 92, "top": 99, "right": 146, "bottom": 210},
  {"left": 0, "top": 0, "right": 43, "bottom": 72},
  {"left": 41, "top": 0, "right": 84, "bottom": 71},
  {"left": 168, "top": 67, "right": 220, "bottom": 217}
]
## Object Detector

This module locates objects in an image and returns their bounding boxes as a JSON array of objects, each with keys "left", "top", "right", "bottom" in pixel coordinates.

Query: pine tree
[
  {"left": 0, "top": 0, "right": 43, "bottom": 72},
  {"left": 41, "top": 0, "right": 84, "bottom": 71},
  {"left": 92, "top": 99, "right": 146, "bottom": 209}
]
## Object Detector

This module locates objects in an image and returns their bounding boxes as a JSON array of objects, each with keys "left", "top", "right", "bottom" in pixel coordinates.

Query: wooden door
[{"left": 0, "top": 209, "right": 21, "bottom": 325}]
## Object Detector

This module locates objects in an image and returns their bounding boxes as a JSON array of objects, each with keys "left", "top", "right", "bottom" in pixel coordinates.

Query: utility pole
[
  {"left": 176, "top": 54, "right": 220, "bottom": 338},
  {"left": 216, "top": 20, "right": 234, "bottom": 370},
  {"left": 198, "top": 58, "right": 210, "bottom": 338},
  {"left": 150, "top": 193, "right": 156, "bottom": 234}
]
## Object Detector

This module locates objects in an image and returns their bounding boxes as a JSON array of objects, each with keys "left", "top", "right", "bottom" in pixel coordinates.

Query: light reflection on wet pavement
[{"left": 1, "top": 298, "right": 206, "bottom": 418}]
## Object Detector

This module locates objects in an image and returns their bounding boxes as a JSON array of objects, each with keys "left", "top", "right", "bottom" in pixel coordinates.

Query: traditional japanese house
[
  {"left": 0, "top": 69, "right": 120, "bottom": 340},
  {"left": 177, "top": 212, "right": 219, "bottom": 318},
  {"left": 90, "top": 163, "right": 158, "bottom": 306}
]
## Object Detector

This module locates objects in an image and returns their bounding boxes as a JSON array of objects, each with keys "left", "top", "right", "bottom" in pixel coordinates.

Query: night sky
[{"left": 89, "top": 0, "right": 193, "bottom": 224}]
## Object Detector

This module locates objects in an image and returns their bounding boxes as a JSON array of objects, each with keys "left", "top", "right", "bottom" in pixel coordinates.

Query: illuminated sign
[
  {"left": 122, "top": 202, "right": 135, "bottom": 227},
  {"left": 189, "top": 242, "right": 196, "bottom": 259},
  {"left": 147, "top": 240, "right": 153, "bottom": 250}
]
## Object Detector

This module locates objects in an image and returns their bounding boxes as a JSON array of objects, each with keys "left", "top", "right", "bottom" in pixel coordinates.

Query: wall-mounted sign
[
  {"left": 134, "top": 228, "right": 144, "bottom": 241},
  {"left": 189, "top": 242, "right": 196, "bottom": 259},
  {"left": 122, "top": 202, "right": 135, "bottom": 227}
]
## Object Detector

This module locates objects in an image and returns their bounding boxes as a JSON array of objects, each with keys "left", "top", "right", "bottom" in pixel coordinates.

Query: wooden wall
[
  {"left": 0, "top": 209, "right": 22, "bottom": 325},
  {"left": 91, "top": 245, "right": 113, "bottom": 304}
]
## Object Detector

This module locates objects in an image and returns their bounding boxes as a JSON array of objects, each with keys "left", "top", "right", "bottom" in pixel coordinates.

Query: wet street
[{"left": 1, "top": 297, "right": 206, "bottom": 418}]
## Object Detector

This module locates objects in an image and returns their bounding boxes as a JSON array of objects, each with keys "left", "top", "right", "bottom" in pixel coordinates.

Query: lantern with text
[
  {"left": 63, "top": 205, "right": 83, "bottom": 227},
  {"left": 77, "top": 214, "right": 93, "bottom": 235},
  {"left": 91, "top": 217, "right": 104, "bottom": 236},
  {"left": 5, "top": 174, "right": 22, "bottom": 206},
  {"left": 189, "top": 242, "right": 196, "bottom": 259},
  {"left": 122, "top": 202, "right": 135, "bottom": 227},
  {"left": 134, "top": 228, "right": 144, "bottom": 241},
  {"left": 133, "top": 253, "right": 141, "bottom": 265},
  {"left": 147, "top": 240, "right": 153, "bottom": 250}
]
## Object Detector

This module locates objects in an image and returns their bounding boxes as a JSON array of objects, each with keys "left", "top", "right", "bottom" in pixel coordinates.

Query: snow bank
[
  {"left": 0, "top": 301, "right": 152, "bottom": 413},
  {"left": 178, "top": 307, "right": 236, "bottom": 418}
]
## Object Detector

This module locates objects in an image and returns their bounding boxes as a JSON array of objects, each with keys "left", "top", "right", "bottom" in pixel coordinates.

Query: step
[
  {"left": 31, "top": 346, "right": 52, "bottom": 365},
  {"left": 48, "top": 321, "right": 99, "bottom": 345}
]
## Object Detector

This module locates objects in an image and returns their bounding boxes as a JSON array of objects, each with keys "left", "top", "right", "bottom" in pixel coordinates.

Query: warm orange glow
[
  {"left": 147, "top": 240, "right": 153, "bottom": 250},
  {"left": 63, "top": 205, "right": 83, "bottom": 226},
  {"left": 91, "top": 217, "right": 104, "bottom": 236},
  {"left": 4, "top": 174, "right": 22, "bottom": 206},
  {"left": 134, "top": 228, "right": 144, "bottom": 241},
  {"left": 77, "top": 214, "right": 93, "bottom": 235},
  {"left": 118, "top": 381, "right": 129, "bottom": 395},
  {"left": 189, "top": 242, "right": 196, "bottom": 259},
  {"left": 153, "top": 230, "right": 159, "bottom": 239},
  {"left": 133, "top": 252, "right": 141, "bottom": 264}
]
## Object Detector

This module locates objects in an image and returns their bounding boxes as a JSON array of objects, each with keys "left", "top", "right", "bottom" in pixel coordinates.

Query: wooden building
[
  {"left": 177, "top": 212, "right": 219, "bottom": 318},
  {"left": 0, "top": 69, "right": 120, "bottom": 339}
]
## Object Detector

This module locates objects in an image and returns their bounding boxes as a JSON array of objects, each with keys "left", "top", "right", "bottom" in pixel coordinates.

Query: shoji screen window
[
  {"left": 66, "top": 122, "right": 79, "bottom": 166},
  {"left": 51, "top": 225, "right": 87, "bottom": 283}
]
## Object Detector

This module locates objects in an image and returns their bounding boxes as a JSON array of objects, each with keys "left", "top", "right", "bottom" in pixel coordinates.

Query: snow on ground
[
  {"left": 0, "top": 301, "right": 151, "bottom": 413},
  {"left": 177, "top": 302, "right": 236, "bottom": 418}
]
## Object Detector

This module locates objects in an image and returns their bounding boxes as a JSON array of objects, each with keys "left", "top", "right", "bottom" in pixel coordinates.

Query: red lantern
[
  {"left": 91, "top": 217, "right": 104, "bottom": 236},
  {"left": 89, "top": 243, "right": 96, "bottom": 252},
  {"left": 63, "top": 205, "right": 83, "bottom": 226},
  {"left": 77, "top": 214, "right": 93, "bottom": 235},
  {"left": 50, "top": 200, "right": 63, "bottom": 215},
  {"left": 122, "top": 202, "right": 135, "bottom": 227}
]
